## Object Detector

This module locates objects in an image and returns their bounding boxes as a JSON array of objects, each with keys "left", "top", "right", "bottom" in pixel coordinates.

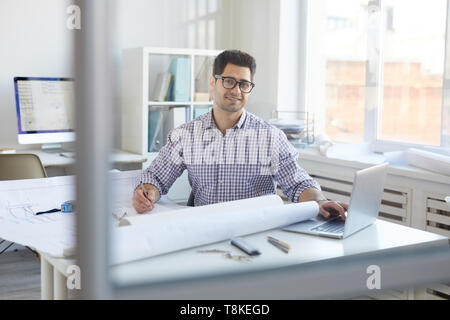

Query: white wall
[
  {"left": 0, "top": 0, "right": 75, "bottom": 149},
  {"left": 0, "top": 0, "right": 305, "bottom": 149},
  {"left": 220, "top": 0, "right": 308, "bottom": 120},
  {"left": 0, "top": 0, "right": 224, "bottom": 149},
  {"left": 220, "top": 0, "right": 281, "bottom": 121}
]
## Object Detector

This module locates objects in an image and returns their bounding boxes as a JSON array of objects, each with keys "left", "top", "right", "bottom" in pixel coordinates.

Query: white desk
[
  {"left": 18, "top": 149, "right": 147, "bottom": 176},
  {"left": 39, "top": 219, "right": 449, "bottom": 300}
]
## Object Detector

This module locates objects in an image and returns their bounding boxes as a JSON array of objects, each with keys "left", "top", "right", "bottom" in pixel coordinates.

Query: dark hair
[{"left": 213, "top": 50, "right": 256, "bottom": 79}]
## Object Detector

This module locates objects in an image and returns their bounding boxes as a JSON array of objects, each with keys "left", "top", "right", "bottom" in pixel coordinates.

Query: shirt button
[{"left": 218, "top": 180, "right": 224, "bottom": 184}]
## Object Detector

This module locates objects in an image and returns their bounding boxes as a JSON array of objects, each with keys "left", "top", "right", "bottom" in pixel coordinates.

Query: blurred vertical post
[
  {"left": 74, "top": 0, "right": 116, "bottom": 299},
  {"left": 441, "top": 0, "right": 450, "bottom": 148}
]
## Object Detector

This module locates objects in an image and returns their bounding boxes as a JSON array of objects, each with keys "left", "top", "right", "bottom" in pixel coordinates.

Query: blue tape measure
[{"left": 61, "top": 200, "right": 76, "bottom": 213}]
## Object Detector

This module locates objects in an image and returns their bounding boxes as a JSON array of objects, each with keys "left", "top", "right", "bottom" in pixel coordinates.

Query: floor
[
  {"left": 0, "top": 249, "right": 41, "bottom": 300},
  {"left": 0, "top": 249, "right": 442, "bottom": 300}
]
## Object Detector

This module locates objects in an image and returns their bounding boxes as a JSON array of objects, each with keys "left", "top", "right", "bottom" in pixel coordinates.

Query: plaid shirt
[{"left": 138, "top": 109, "right": 320, "bottom": 206}]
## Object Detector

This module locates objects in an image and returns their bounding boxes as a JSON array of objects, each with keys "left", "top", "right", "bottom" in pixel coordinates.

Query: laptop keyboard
[{"left": 312, "top": 218, "right": 345, "bottom": 234}]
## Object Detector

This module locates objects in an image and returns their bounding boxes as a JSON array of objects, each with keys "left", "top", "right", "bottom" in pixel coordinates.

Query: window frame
[{"left": 307, "top": 0, "right": 450, "bottom": 152}]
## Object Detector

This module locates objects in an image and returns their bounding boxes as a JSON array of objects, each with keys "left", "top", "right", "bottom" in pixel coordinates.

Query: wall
[
  {"left": 0, "top": 0, "right": 305, "bottom": 149},
  {"left": 220, "top": 0, "right": 281, "bottom": 121},
  {"left": 0, "top": 0, "right": 224, "bottom": 149},
  {"left": 0, "top": 0, "right": 75, "bottom": 149}
]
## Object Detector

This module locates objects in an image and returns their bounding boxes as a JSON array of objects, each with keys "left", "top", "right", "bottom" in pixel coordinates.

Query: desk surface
[
  {"left": 40, "top": 219, "right": 449, "bottom": 299},
  {"left": 18, "top": 149, "right": 147, "bottom": 168},
  {"left": 109, "top": 219, "right": 448, "bottom": 286}
]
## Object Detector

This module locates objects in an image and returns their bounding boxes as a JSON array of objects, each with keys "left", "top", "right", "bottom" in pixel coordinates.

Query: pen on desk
[{"left": 267, "top": 236, "right": 291, "bottom": 253}]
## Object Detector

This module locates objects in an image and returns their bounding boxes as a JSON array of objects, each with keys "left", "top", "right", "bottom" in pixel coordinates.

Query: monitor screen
[{"left": 14, "top": 77, "right": 76, "bottom": 146}]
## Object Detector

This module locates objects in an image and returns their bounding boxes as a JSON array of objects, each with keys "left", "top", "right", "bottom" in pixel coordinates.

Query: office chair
[
  {"left": 0, "top": 153, "right": 47, "bottom": 257},
  {"left": 0, "top": 153, "right": 47, "bottom": 180},
  {"left": 187, "top": 191, "right": 195, "bottom": 207}
]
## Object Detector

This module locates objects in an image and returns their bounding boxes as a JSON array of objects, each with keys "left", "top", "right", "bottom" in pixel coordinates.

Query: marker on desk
[
  {"left": 230, "top": 237, "right": 261, "bottom": 256},
  {"left": 267, "top": 236, "right": 291, "bottom": 254}
]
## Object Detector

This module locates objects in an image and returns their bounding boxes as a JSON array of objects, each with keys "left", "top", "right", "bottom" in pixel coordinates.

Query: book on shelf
[
  {"left": 151, "top": 72, "right": 173, "bottom": 102},
  {"left": 195, "top": 57, "right": 212, "bottom": 93},
  {"left": 194, "top": 92, "right": 210, "bottom": 102},
  {"left": 0, "top": 148, "right": 16, "bottom": 154},
  {"left": 168, "top": 57, "right": 191, "bottom": 102}
]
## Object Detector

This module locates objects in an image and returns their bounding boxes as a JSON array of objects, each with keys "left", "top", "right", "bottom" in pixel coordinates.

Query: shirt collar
[{"left": 202, "top": 109, "right": 248, "bottom": 130}]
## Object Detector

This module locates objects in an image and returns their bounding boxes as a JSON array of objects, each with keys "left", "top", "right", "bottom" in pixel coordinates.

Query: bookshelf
[
  {"left": 120, "top": 47, "right": 222, "bottom": 202},
  {"left": 121, "top": 47, "right": 222, "bottom": 156}
]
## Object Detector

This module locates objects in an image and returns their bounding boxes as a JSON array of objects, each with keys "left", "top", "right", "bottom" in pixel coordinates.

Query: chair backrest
[
  {"left": 187, "top": 191, "right": 195, "bottom": 207},
  {"left": 0, "top": 154, "right": 47, "bottom": 180}
]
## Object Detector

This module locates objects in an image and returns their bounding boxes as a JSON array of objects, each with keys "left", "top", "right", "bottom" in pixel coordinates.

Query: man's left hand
[{"left": 317, "top": 200, "right": 348, "bottom": 221}]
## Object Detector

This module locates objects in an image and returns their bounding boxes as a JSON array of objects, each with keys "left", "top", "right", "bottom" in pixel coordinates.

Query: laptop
[{"left": 282, "top": 162, "right": 388, "bottom": 239}]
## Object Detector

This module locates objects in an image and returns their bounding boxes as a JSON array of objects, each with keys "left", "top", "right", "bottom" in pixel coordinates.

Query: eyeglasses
[{"left": 214, "top": 75, "right": 255, "bottom": 93}]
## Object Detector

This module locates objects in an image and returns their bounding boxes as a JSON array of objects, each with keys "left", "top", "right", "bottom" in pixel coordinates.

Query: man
[{"left": 133, "top": 50, "right": 348, "bottom": 220}]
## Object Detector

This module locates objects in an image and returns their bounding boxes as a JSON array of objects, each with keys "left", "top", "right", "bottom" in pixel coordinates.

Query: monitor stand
[
  {"left": 41, "top": 143, "right": 76, "bottom": 158},
  {"left": 41, "top": 143, "right": 63, "bottom": 153}
]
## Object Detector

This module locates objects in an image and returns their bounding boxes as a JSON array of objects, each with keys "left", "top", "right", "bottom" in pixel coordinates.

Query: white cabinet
[
  {"left": 120, "top": 47, "right": 222, "bottom": 202},
  {"left": 296, "top": 147, "right": 450, "bottom": 300}
]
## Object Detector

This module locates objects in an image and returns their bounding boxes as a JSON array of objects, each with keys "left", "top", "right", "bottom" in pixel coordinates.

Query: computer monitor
[{"left": 14, "top": 77, "right": 76, "bottom": 152}]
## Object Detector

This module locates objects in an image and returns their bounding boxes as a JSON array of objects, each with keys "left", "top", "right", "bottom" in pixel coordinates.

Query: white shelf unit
[
  {"left": 121, "top": 47, "right": 222, "bottom": 157},
  {"left": 120, "top": 47, "right": 222, "bottom": 202}
]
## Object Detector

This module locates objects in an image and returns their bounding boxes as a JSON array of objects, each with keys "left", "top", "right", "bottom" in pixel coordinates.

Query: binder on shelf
[
  {"left": 168, "top": 58, "right": 191, "bottom": 102},
  {"left": 151, "top": 72, "right": 173, "bottom": 102},
  {"left": 148, "top": 109, "right": 165, "bottom": 152},
  {"left": 194, "top": 107, "right": 211, "bottom": 119}
]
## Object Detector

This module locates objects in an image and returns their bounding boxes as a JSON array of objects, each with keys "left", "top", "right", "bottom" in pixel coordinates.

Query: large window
[
  {"left": 308, "top": 0, "right": 450, "bottom": 149},
  {"left": 381, "top": 0, "right": 446, "bottom": 146}
]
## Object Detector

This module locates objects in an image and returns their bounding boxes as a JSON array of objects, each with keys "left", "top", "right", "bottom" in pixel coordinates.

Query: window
[
  {"left": 307, "top": 0, "right": 450, "bottom": 150},
  {"left": 184, "top": 0, "right": 220, "bottom": 49},
  {"left": 381, "top": 0, "right": 446, "bottom": 146}
]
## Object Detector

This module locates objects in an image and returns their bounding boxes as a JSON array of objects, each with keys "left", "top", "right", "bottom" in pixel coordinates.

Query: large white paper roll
[
  {"left": 405, "top": 148, "right": 450, "bottom": 176},
  {"left": 111, "top": 195, "right": 319, "bottom": 265}
]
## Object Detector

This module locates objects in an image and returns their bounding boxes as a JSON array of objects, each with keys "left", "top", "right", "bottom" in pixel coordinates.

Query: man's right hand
[{"left": 133, "top": 184, "right": 159, "bottom": 214}]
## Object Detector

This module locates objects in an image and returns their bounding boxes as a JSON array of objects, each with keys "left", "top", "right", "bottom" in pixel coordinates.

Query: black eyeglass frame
[{"left": 214, "top": 75, "right": 255, "bottom": 93}]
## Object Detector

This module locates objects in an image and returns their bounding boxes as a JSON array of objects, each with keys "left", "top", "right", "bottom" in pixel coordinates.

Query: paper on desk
[
  {"left": 111, "top": 195, "right": 319, "bottom": 265},
  {"left": 0, "top": 170, "right": 182, "bottom": 257},
  {"left": 0, "top": 175, "right": 77, "bottom": 257}
]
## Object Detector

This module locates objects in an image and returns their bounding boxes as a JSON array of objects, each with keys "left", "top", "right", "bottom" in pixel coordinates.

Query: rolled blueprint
[
  {"left": 405, "top": 148, "right": 450, "bottom": 176},
  {"left": 111, "top": 195, "right": 319, "bottom": 265}
]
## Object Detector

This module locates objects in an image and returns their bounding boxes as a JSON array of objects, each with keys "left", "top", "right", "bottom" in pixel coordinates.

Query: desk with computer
[{"left": 12, "top": 77, "right": 146, "bottom": 175}]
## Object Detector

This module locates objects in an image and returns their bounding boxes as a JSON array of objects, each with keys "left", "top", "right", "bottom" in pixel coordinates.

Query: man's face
[{"left": 210, "top": 63, "right": 253, "bottom": 113}]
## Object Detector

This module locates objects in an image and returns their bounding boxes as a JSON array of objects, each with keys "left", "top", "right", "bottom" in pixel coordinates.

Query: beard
[{"left": 216, "top": 93, "right": 245, "bottom": 113}]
